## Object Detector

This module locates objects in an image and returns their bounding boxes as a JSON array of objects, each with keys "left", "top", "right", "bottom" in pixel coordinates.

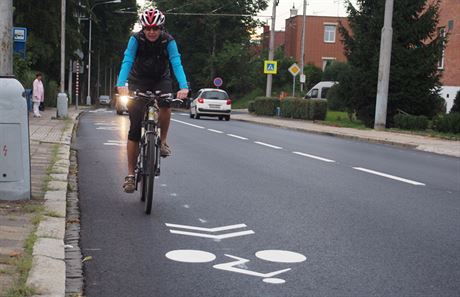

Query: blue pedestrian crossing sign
[{"left": 264, "top": 60, "right": 278, "bottom": 74}]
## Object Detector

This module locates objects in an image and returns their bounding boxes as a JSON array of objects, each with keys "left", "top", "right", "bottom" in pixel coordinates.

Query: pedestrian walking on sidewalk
[{"left": 32, "top": 72, "right": 44, "bottom": 118}]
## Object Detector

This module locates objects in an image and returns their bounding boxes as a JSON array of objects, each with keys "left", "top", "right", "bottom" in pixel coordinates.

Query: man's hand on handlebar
[{"left": 176, "top": 88, "right": 189, "bottom": 100}]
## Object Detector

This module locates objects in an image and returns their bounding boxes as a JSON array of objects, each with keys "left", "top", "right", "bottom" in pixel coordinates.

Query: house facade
[
  {"left": 438, "top": 0, "right": 460, "bottom": 111},
  {"left": 284, "top": 15, "right": 349, "bottom": 70}
]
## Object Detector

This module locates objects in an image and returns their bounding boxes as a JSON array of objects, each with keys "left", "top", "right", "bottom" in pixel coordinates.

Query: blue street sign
[
  {"left": 13, "top": 27, "right": 27, "bottom": 58},
  {"left": 13, "top": 27, "right": 27, "bottom": 42},
  {"left": 213, "top": 77, "right": 223, "bottom": 88}
]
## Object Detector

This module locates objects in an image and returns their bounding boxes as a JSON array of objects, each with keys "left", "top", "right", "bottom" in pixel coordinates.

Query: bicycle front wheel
[{"left": 144, "top": 132, "right": 158, "bottom": 215}]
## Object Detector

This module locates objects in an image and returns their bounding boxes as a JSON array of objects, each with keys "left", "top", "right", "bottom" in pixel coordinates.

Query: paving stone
[
  {"left": 27, "top": 255, "right": 65, "bottom": 296},
  {"left": 37, "top": 217, "right": 65, "bottom": 239},
  {"left": 33, "top": 238, "right": 65, "bottom": 260},
  {"left": 50, "top": 174, "right": 69, "bottom": 181},
  {"left": 51, "top": 166, "right": 69, "bottom": 175},
  {"left": 44, "top": 200, "right": 66, "bottom": 217},
  {"left": 47, "top": 181, "right": 68, "bottom": 191},
  {"left": 44, "top": 190, "right": 67, "bottom": 201}
]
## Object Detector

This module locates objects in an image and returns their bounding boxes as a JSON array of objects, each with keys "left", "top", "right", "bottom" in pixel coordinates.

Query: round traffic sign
[{"left": 213, "top": 77, "right": 223, "bottom": 87}]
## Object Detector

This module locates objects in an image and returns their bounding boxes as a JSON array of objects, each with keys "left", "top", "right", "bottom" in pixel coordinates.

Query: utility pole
[
  {"left": 0, "top": 0, "right": 13, "bottom": 75},
  {"left": 374, "top": 0, "right": 394, "bottom": 130},
  {"left": 300, "top": 0, "right": 307, "bottom": 92},
  {"left": 265, "top": 0, "right": 278, "bottom": 97},
  {"left": 60, "top": 0, "right": 66, "bottom": 93}
]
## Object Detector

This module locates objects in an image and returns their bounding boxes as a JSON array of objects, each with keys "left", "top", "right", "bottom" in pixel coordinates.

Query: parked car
[
  {"left": 189, "top": 88, "right": 231, "bottom": 121},
  {"left": 98, "top": 95, "right": 111, "bottom": 105},
  {"left": 304, "top": 81, "right": 338, "bottom": 100}
]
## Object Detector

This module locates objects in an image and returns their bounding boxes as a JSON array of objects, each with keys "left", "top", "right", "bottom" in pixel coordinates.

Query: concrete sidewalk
[
  {"left": 0, "top": 107, "right": 82, "bottom": 296},
  {"left": 231, "top": 111, "right": 460, "bottom": 158}
]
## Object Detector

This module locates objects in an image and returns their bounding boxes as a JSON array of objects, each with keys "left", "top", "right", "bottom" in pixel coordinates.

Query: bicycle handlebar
[{"left": 121, "top": 91, "right": 183, "bottom": 103}]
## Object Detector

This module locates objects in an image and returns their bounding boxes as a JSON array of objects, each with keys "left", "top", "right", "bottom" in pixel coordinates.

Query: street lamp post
[{"left": 85, "top": 0, "right": 121, "bottom": 105}]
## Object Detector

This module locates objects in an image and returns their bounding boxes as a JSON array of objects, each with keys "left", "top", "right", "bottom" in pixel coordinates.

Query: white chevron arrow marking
[
  {"left": 165, "top": 223, "right": 247, "bottom": 232},
  {"left": 165, "top": 223, "right": 255, "bottom": 239}
]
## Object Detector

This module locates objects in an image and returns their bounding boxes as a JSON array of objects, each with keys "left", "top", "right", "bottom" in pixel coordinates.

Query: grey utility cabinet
[{"left": 0, "top": 76, "right": 30, "bottom": 200}]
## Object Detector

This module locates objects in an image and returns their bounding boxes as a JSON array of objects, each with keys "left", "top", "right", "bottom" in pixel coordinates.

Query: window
[
  {"left": 322, "top": 57, "right": 336, "bottom": 70},
  {"left": 321, "top": 87, "right": 331, "bottom": 99},
  {"left": 202, "top": 91, "right": 228, "bottom": 100},
  {"left": 324, "top": 25, "right": 336, "bottom": 43},
  {"left": 438, "top": 27, "right": 446, "bottom": 70},
  {"left": 310, "top": 89, "right": 319, "bottom": 98}
]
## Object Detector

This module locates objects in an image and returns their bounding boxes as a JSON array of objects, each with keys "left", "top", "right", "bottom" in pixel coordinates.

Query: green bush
[
  {"left": 253, "top": 97, "right": 280, "bottom": 116},
  {"left": 326, "top": 84, "right": 346, "bottom": 111},
  {"left": 308, "top": 99, "right": 328, "bottom": 120},
  {"left": 248, "top": 101, "right": 255, "bottom": 113},
  {"left": 393, "top": 114, "right": 429, "bottom": 130},
  {"left": 280, "top": 98, "right": 309, "bottom": 119},
  {"left": 432, "top": 113, "right": 460, "bottom": 133}
]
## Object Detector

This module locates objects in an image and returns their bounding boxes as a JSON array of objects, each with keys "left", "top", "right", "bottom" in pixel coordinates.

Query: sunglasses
[{"left": 143, "top": 26, "right": 162, "bottom": 32}]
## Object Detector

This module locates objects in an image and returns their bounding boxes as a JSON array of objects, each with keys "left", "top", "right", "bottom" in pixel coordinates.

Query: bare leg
[
  {"left": 127, "top": 140, "right": 139, "bottom": 176},
  {"left": 159, "top": 107, "right": 171, "bottom": 144}
]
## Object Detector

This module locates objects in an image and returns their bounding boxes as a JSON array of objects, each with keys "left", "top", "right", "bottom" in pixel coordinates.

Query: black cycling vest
[{"left": 128, "top": 31, "right": 174, "bottom": 85}]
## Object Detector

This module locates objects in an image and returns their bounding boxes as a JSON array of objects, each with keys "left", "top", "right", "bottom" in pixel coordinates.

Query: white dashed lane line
[
  {"left": 293, "top": 152, "right": 335, "bottom": 163},
  {"left": 254, "top": 141, "right": 283, "bottom": 150},
  {"left": 171, "top": 117, "right": 427, "bottom": 186},
  {"left": 353, "top": 167, "right": 426, "bottom": 186},
  {"left": 227, "top": 134, "right": 248, "bottom": 140},
  {"left": 171, "top": 119, "right": 205, "bottom": 129}
]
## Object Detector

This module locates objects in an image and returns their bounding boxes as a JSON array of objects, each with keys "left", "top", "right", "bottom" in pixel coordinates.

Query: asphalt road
[{"left": 76, "top": 108, "right": 460, "bottom": 297}]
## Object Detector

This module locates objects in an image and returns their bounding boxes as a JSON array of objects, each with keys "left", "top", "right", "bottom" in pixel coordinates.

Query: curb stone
[{"left": 26, "top": 111, "right": 82, "bottom": 296}]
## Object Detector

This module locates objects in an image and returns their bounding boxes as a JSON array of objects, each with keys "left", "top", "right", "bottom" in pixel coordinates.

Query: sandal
[
  {"left": 160, "top": 143, "right": 171, "bottom": 157},
  {"left": 123, "top": 175, "right": 136, "bottom": 193}
]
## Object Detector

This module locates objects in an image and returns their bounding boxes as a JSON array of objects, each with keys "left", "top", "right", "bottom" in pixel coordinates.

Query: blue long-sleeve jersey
[{"left": 116, "top": 35, "right": 188, "bottom": 89}]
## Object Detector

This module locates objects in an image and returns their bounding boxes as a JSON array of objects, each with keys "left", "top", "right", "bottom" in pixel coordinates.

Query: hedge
[
  {"left": 253, "top": 97, "right": 280, "bottom": 116},
  {"left": 251, "top": 97, "right": 328, "bottom": 121},
  {"left": 308, "top": 99, "right": 328, "bottom": 120},
  {"left": 393, "top": 114, "right": 429, "bottom": 130},
  {"left": 432, "top": 113, "right": 460, "bottom": 134}
]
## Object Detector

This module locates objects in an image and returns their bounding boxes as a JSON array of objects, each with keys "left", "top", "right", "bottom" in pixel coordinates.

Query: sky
[
  {"left": 137, "top": 0, "right": 358, "bottom": 31},
  {"left": 258, "top": 0, "right": 358, "bottom": 30}
]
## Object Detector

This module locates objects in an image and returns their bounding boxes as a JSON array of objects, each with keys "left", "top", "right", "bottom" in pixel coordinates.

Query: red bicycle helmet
[{"left": 139, "top": 8, "right": 165, "bottom": 27}]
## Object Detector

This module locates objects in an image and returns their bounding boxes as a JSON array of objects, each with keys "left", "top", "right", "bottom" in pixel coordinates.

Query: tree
[
  {"left": 13, "top": 0, "right": 136, "bottom": 102},
  {"left": 451, "top": 90, "right": 460, "bottom": 113},
  {"left": 322, "top": 61, "right": 348, "bottom": 82},
  {"left": 338, "top": 0, "right": 446, "bottom": 127},
  {"left": 157, "top": 0, "right": 268, "bottom": 96},
  {"left": 302, "top": 63, "right": 322, "bottom": 91}
]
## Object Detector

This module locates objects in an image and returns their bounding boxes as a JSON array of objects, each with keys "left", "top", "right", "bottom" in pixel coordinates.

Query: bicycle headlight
[{"left": 120, "top": 95, "right": 129, "bottom": 105}]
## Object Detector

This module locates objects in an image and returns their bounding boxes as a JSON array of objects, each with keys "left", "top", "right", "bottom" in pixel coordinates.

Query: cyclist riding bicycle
[{"left": 117, "top": 7, "right": 189, "bottom": 193}]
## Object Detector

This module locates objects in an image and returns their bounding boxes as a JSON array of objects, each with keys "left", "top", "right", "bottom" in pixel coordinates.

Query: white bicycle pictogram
[{"left": 165, "top": 249, "right": 307, "bottom": 284}]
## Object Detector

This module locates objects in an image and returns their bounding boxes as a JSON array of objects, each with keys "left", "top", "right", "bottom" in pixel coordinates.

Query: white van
[{"left": 305, "top": 81, "right": 338, "bottom": 100}]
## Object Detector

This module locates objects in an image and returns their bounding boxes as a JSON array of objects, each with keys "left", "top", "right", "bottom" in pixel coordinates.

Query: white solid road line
[
  {"left": 227, "top": 134, "right": 248, "bottom": 140},
  {"left": 353, "top": 167, "right": 426, "bottom": 186},
  {"left": 293, "top": 152, "right": 335, "bottom": 163},
  {"left": 208, "top": 129, "right": 224, "bottom": 134},
  {"left": 171, "top": 119, "right": 205, "bottom": 129},
  {"left": 254, "top": 141, "right": 283, "bottom": 149}
]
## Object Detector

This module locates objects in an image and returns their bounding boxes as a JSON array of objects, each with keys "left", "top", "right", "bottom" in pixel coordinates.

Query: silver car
[{"left": 98, "top": 95, "right": 111, "bottom": 105}]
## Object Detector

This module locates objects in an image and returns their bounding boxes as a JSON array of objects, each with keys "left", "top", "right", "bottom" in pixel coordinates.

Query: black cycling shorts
[{"left": 127, "top": 79, "right": 173, "bottom": 142}]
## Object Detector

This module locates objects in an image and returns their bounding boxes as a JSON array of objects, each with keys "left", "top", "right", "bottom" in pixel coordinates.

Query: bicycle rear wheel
[{"left": 144, "top": 132, "right": 157, "bottom": 214}]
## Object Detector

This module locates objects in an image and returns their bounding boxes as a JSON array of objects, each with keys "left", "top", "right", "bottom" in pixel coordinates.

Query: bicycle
[{"left": 126, "top": 90, "right": 181, "bottom": 214}]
